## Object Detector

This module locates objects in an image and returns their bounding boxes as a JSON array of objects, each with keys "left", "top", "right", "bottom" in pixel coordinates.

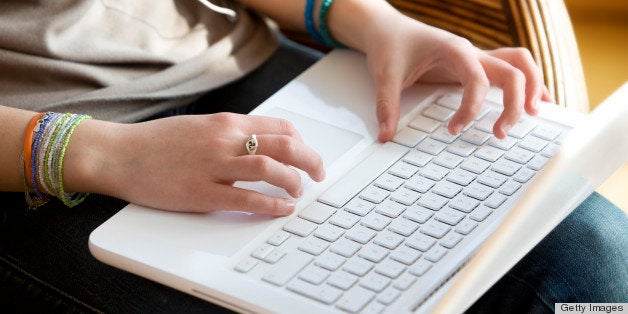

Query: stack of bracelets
[
  {"left": 21, "top": 112, "right": 92, "bottom": 209},
  {"left": 305, "top": 0, "right": 345, "bottom": 48}
]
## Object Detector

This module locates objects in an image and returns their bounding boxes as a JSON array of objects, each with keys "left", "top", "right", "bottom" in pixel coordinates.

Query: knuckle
[
  {"left": 279, "top": 136, "right": 298, "bottom": 157},
  {"left": 278, "top": 119, "right": 298, "bottom": 137},
  {"left": 235, "top": 193, "right": 257, "bottom": 211},
  {"left": 252, "top": 155, "right": 273, "bottom": 174}
]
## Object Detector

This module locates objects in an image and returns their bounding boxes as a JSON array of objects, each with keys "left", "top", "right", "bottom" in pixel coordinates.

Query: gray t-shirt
[{"left": 0, "top": 0, "right": 278, "bottom": 122}]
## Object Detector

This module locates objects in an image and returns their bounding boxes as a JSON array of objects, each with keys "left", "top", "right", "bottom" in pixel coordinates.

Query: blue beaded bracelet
[
  {"left": 318, "top": 0, "right": 345, "bottom": 48},
  {"left": 305, "top": 0, "right": 325, "bottom": 45}
]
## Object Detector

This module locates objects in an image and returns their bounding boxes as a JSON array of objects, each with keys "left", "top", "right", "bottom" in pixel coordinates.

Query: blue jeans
[{"left": 1, "top": 38, "right": 626, "bottom": 313}]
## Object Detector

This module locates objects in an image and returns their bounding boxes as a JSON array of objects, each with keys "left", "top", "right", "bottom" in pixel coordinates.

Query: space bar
[{"left": 318, "top": 142, "right": 408, "bottom": 208}]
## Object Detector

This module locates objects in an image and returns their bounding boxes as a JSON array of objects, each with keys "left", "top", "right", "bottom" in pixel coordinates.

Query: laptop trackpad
[{"left": 131, "top": 108, "right": 364, "bottom": 257}]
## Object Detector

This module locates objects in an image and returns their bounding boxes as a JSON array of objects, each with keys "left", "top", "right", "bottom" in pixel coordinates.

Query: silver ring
[{"left": 246, "top": 134, "right": 258, "bottom": 155}]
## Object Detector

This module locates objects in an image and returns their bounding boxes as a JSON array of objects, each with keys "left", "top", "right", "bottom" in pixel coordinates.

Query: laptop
[{"left": 89, "top": 50, "right": 628, "bottom": 313}]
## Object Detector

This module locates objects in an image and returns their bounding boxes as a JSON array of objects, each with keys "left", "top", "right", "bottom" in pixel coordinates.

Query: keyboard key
[
  {"left": 327, "top": 271, "right": 359, "bottom": 290},
  {"left": 343, "top": 258, "right": 374, "bottom": 276},
  {"left": 484, "top": 193, "right": 507, "bottom": 209},
  {"left": 390, "top": 188, "right": 421, "bottom": 205},
  {"left": 374, "top": 173, "right": 404, "bottom": 191},
  {"left": 541, "top": 143, "right": 559, "bottom": 158},
  {"left": 447, "top": 140, "right": 478, "bottom": 157},
  {"left": 463, "top": 182, "right": 493, "bottom": 201},
  {"left": 263, "top": 249, "right": 287, "bottom": 264},
  {"left": 331, "top": 238, "right": 361, "bottom": 257},
  {"left": 403, "top": 205, "right": 434, "bottom": 224},
  {"left": 440, "top": 232, "right": 463, "bottom": 249},
  {"left": 406, "top": 233, "right": 436, "bottom": 252},
  {"left": 434, "top": 152, "right": 464, "bottom": 169},
  {"left": 363, "top": 302, "right": 386, "bottom": 314},
  {"left": 359, "top": 273, "right": 391, "bottom": 293},
  {"left": 499, "top": 180, "right": 522, "bottom": 196},
  {"left": 477, "top": 170, "right": 508, "bottom": 188},
  {"left": 359, "top": 243, "right": 389, "bottom": 263},
  {"left": 287, "top": 279, "right": 342, "bottom": 305},
  {"left": 461, "top": 128, "right": 491, "bottom": 146},
  {"left": 475, "top": 146, "right": 504, "bottom": 162},
  {"left": 431, "top": 126, "right": 460, "bottom": 144},
  {"left": 298, "top": 237, "right": 330, "bottom": 256},
  {"left": 455, "top": 219, "right": 478, "bottom": 235},
  {"left": 518, "top": 136, "right": 548, "bottom": 152},
  {"left": 390, "top": 246, "right": 422, "bottom": 265},
  {"left": 528, "top": 155, "right": 549, "bottom": 170},
  {"left": 488, "top": 136, "right": 518, "bottom": 150},
  {"left": 345, "top": 198, "right": 376, "bottom": 216},
  {"left": 388, "top": 218, "right": 420, "bottom": 237},
  {"left": 434, "top": 208, "right": 465, "bottom": 226},
  {"left": 420, "top": 220, "right": 451, "bottom": 239},
  {"left": 417, "top": 138, "right": 447, "bottom": 155},
  {"left": 424, "top": 246, "right": 448, "bottom": 262},
  {"left": 532, "top": 124, "right": 562, "bottom": 141},
  {"left": 314, "top": 223, "right": 345, "bottom": 242},
  {"left": 508, "top": 117, "right": 537, "bottom": 138},
  {"left": 283, "top": 218, "right": 318, "bottom": 237},
  {"left": 491, "top": 159, "right": 522, "bottom": 176},
  {"left": 504, "top": 147, "right": 535, "bottom": 164},
  {"left": 393, "top": 274, "right": 417, "bottom": 290},
  {"left": 403, "top": 150, "right": 433, "bottom": 167},
  {"left": 418, "top": 164, "right": 450, "bottom": 181},
  {"left": 393, "top": 127, "right": 428, "bottom": 147},
  {"left": 329, "top": 212, "right": 361, "bottom": 229},
  {"left": 359, "top": 186, "right": 390, "bottom": 204},
  {"left": 447, "top": 169, "right": 476, "bottom": 186},
  {"left": 405, "top": 175, "right": 436, "bottom": 193},
  {"left": 378, "top": 286, "right": 402, "bottom": 305},
  {"left": 408, "top": 115, "right": 441, "bottom": 133},
  {"left": 375, "top": 199, "right": 406, "bottom": 218},
  {"left": 388, "top": 161, "right": 420, "bottom": 179},
  {"left": 360, "top": 212, "right": 392, "bottom": 231},
  {"left": 315, "top": 251, "right": 346, "bottom": 271},
  {"left": 423, "top": 105, "right": 454, "bottom": 121},
  {"left": 417, "top": 192, "right": 449, "bottom": 210},
  {"left": 298, "top": 266, "right": 331, "bottom": 285},
  {"left": 262, "top": 251, "right": 313, "bottom": 286},
  {"left": 336, "top": 286, "right": 375, "bottom": 313},
  {"left": 234, "top": 257, "right": 258, "bottom": 273},
  {"left": 267, "top": 230, "right": 290, "bottom": 246},
  {"left": 408, "top": 259, "right": 433, "bottom": 276},
  {"left": 460, "top": 156, "right": 491, "bottom": 174},
  {"left": 436, "top": 94, "right": 462, "bottom": 109},
  {"left": 475, "top": 111, "right": 500, "bottom": 133},
  {"left": 470, "top": 206, "right": 493, "bottom": 222},
  {"left": 448, "top": 195, "right": 480, "bottom": 213},
  {"left": 299, "top": 202, "right": 336, "bottom": 224},
  {"left": 251, "top": 243, "right": 276, "bottom": 260},
  {"left": 345, "top": 226, "right": 377, "bottom": 244},
  {"left": 373, "top": 231, "right": 405, "bottom": 249},
  {"left": 513, "top": 167, "right": 535, "bottom": 183},
  {"left": 432, "top": 181, "right": 463, "bottom": 199}
]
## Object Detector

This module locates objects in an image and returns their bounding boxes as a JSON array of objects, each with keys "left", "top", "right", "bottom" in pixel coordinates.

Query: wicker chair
[{"left": 282, "top": 0, "right": 588, "bottom": 112}]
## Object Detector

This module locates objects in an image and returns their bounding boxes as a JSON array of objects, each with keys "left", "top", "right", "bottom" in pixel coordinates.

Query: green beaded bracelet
[{"left": 318, "top": 0, "right": 345, "bottom": 48}]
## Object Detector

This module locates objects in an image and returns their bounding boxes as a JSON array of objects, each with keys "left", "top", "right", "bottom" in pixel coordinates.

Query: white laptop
[{"left": 89, "top": 50, "right": 628, "bottom": 314}]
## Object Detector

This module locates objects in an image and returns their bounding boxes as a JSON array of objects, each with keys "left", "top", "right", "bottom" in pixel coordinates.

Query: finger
[
  {"left": 255, "top": 134, "right": 325, "bottom": 182},
  {"left": 487, "top": 48, "right": 543, "bottom": 116},
  {"left": 209, "top": 184, "right": 297, "bottom": 216},
  {"left": 479, "top": 55, "right": 526, "bottom": 139},
  {"left": 219, "top": 155, "right": 304, "bottom": 198},
  {"left": 221, "top": 113, "right": 304, "bottom": 142},
  {"left": 374, "top": 72, "right": 403, "bottom": 142},
  {"left": 447, "top": 55, "right": 490, "bottom": 135}
]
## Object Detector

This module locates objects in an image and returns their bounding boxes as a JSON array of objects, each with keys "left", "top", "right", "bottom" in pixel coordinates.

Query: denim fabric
[{"left": 1, "top": 37, "right": 626, "bottom": 313}]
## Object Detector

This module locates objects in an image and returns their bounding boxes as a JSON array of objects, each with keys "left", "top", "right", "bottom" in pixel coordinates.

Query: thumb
[{"left": 375, "top": 77, "right": 402, "bottom": 142}]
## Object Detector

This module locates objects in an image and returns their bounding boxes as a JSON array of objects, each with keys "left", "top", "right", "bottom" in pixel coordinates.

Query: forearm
[{"left": 236, "top": 0, "right": 403, "bottom": 52}]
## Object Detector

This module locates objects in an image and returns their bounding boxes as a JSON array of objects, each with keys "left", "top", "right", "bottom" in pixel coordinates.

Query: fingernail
[
  {"left": 379, "top": 122, "right": 388, "bottom": 134},
  {"left": 282, "top": 200, "right": 296, "bottom": 216},
  {"left": 502, "top": 123, "right": 512, "bottom": 135},
  {"left": 451, "top": 123, "right": 464, "bottom": 135},
  {"left": 297, "top": 186, "right": 304, "bottom": 198}
]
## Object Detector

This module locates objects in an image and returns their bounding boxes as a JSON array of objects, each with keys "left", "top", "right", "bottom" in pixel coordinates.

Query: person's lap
[{"left": 1, "top": 38, "right": 625, "bottom": 313}]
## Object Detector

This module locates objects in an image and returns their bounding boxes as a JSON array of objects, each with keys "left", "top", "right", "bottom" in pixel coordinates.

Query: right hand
[{"left": 64, "top": 113, "right": 325, "bottom": 215}]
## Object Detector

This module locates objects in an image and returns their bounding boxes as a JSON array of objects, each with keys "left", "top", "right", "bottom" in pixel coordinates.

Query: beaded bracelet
[
  {"left": 21, "top": 111, "right": 92, "bottom": 209},
  {"left": 318, "top": 0, "right": 345, "bottom": 48},
  {"left": 304, "top": 0, "right": 325, "bottom": 45}
]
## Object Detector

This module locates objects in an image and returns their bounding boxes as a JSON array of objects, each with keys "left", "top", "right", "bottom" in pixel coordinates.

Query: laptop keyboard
[{"left": 234, "top": 94, "right": 567, "bottom": 313}]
